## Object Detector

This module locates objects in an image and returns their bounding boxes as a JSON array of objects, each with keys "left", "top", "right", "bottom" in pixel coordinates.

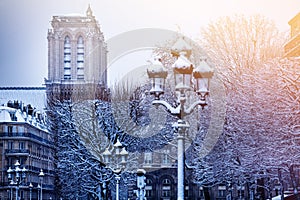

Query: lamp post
[
  {"left": 37, "top": 184, "right": 40, "bottom": 200},
  {"left": 29, "top": 182, "right": 33, "bottom": 200},
  {"left": 39, "top": 169, "right": 45, "bottom": 200},
  {"left": 103, "top": 138, "right": 129, "bottom": 200},
  {"left": 9, "top": 182, "right": 13, "bottom": 200},
  {"left": 147, "top": 37, "right": 214, "bottom": 200},
  {"left": 7, "top": 160, "right": 27, "bottom": 200},
  {"left": 136, "top": 169, "right": 146, "bottom": 200}
]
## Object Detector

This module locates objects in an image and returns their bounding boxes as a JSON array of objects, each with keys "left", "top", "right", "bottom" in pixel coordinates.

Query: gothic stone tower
[{"left": 45, "top": 5, "right": 108, "bottom": 102}]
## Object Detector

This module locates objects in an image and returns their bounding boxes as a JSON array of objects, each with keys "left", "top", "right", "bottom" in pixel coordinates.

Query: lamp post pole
[
  {"left": 29, "top": 182, "right": 33, "bottom": 200},
  {"left": 15, "top": 186, "right": 18, "bottom": 200},
  {"left": 147, "top": 37, "right": 214, "bottom": 200},
  {"left": 115, "top": 174, "right": 121, "bottom": 200},
  {"left": 39, "top": 169, "right": 45, "bottom": 200},
  {"left": 7, "top": 160, "right": 27, "bottom": 200},
  {"left": 174, "top": 120, "right": 189, "bottom": 199},
  {"left": 102, "top": 138, "right": 129, "bottom": 200},
  {"left": 10, "top": 186, "right": 13, "bottom": 200},
  {"left": 37, "top": 184, "right": 40, "bottom": 200}
]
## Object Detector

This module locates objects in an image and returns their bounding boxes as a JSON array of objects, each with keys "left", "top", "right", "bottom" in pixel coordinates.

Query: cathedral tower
[{"left": 45, "top": 5, "right": 108, "bottom": 101}]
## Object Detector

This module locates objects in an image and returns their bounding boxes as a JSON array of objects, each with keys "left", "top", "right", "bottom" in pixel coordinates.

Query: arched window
[
  {"left": 145, "top": 178, "right": 153, "bottom": 198},
  {"left": 64, "top": 36, "right": 71, "bottom": 80},
  {"left": 162, "top": 178, "right": 171, "bottom": 198},
  {"left": 77, "top": 36, "right": 84, "bottom": 79}
]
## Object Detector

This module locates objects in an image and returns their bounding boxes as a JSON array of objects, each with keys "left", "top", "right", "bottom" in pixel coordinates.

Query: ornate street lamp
[
  {"left": 39, "top": 169, "right": 44, "bottom": 200},
  {"left": 147, "top": 57, "right": 168, "bottom": 100},
  {"left": 7, "top": 160, "right": 27, "bottom": 200},
  {"left": 193, "top": 57, "right": 214, "bottom": 101},
  {"left": 102, "top": 138, "right": 129, "bottom": 200},
  {"left": 103, "top": 147, "right": 112, "bottom": 164},
  {"left": 172, "top": 51, "right": 193, "bottom": 91},
  {"left": 146, "top": 37, "right": 214, "bottom": 200},
  {"left": 171, "top": 37, "right": 192, "bottom": 58}
]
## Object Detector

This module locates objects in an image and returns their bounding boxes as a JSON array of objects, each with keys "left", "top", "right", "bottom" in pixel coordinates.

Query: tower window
[
  {"left": 77, "top": 36, "right": 84, "bottom": 79},
  {"left": 64, "top": 36, "right": 71, "bottom": 80}
]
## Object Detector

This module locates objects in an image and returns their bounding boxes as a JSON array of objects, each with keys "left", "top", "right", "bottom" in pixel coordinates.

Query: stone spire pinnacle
[{"left": 86, "top": 4, "right": 93, "bottom": 17}]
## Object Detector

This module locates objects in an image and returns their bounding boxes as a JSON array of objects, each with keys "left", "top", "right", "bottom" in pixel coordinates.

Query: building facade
[
  {"left": 0, "top": 100, "right": 55, "bottom": 200},
  {"left": 45, "top": 5, "right": 108, "bottom": 102},
  {"left": 138, "top": 150, "right": 231, "bottom": 200},
  {"left": 284, "top": 12, "right": 300, "bottom": 57},
  {"left": 139, "top": 151, "right": 204, "bottom": 200}
]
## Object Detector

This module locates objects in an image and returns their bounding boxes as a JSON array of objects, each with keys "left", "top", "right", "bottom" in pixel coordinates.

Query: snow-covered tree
[
  {"left": 48, "top": 98, "right": 141, "bottom": 199},
  {"left": 194, "top": 13, "right": 300, "bottom": 199}
]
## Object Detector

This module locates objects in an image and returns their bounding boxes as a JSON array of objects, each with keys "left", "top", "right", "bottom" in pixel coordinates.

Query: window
[
  {"left": 144, "top": 152, "right": 152, "bottom": 164},
  {"left": 36, "top": 146, "right": 40, "bottom": 157},
  {"left": 145, "top": 189, "right": 153, "bottom": 197},
  {"left": 19, "top": 158, "right": 25, "bottom": 165},
  {"left": 10, "top": 113, "right": 17, "bottom": 121},
  {"left": 20, "top": 191, "right": 24, "bottom": 199},
  {"left": 8, "top": 158, "right": 13, "bottom": 167},
  {"left": 8, "top": 141, "right": 13, "bottom": 149},
  {"left": 19, "top": 142, "right": 25, "bottom": 149},
  {"left": 218, "top": 186, "right": 226, "bottom": 197},
  {"left": 162, "top": 150, "right": 171, "bottom": 165},
  {"left": 8, "top": 126, "right": 13, "bottom": 134},
  {"left": 64, "top": 36, "right": 71, "bottom": 80},
  {"left": 77, "top": 36, "right": 84, "bottom": 79},
  {"left": 28, "top": 144, "right": 32, "bottom": 154},
  {"left": 18, "top": 126, "right": 24, "bottom": 132},
  {"left": 162, "top": 179, "right": 171, "bottom": 197},
  {"left": 218, "top": 190, "right": 225, "bottom": 197},
  {"left": 145, "top": 179, "right": 153, "bottom": 197}
]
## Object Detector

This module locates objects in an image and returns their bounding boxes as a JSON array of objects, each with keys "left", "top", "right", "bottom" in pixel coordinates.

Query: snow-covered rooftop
[
  {"left": 0, "top": 87, "right": 48, "bottom": 130},
  {"left": 0, "top": 105, "right": 48, "bottom": 131}
]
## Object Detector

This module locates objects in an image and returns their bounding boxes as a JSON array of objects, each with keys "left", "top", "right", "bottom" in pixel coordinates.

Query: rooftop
[{"left": 0, "top": 103, "right": 48, "bottom": 131}]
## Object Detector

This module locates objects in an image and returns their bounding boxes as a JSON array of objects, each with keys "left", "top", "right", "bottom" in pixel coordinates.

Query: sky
[{"left": 0, "top": 0, "right": 299, "bottom": 87}]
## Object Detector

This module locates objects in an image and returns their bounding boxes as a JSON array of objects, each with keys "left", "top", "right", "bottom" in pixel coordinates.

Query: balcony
[
  {"left": 0, "top": 132, "right": 53, "bottom": 145},
  {"left": 5, "top": 149, "right": 30, "bottom": 156}
]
